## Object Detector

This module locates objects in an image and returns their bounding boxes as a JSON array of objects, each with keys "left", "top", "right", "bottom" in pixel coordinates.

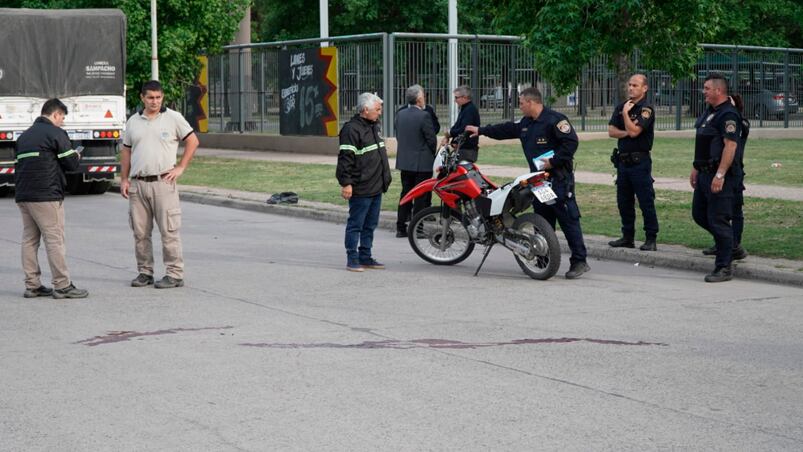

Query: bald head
[{"left": 627, "top": 74, "right": 649, "bottom": 101}]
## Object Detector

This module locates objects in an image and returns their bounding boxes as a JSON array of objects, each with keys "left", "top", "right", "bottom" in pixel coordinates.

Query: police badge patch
[
  {"left": 641, "top": 108, "right": 652, "bottom": 119},
  {"left": 556, "top": 119, "right": 572, "bottom": 134},
  {"left": 725, "top": 120, "right": 737, "bottom": 134}
]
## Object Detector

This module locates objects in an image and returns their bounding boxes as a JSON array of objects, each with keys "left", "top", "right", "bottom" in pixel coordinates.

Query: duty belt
[
  {"left": 693, "top": 161, "right": 719, "bottom": 173},
  {"left": 619, "top": 151, "right": 650, "bottom": 165}
]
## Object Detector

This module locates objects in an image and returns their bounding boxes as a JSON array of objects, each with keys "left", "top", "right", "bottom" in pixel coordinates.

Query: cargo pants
[{"left": 128, "top": 177, "right": 184, "bottom": 279}]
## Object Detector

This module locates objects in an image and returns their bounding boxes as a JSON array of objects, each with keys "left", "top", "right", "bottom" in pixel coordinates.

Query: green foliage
[
  {"left": 713, "top": 1, "right": 803, "bottom": 48},
  {"left": 7, "top": 0, "right": 249, "bottom": 108},
  {"left": 254, "top": 0, "right": 449, "bottom": 41},
  {"left": 490, "top": 0, "right": 722, "bottom": 96}
]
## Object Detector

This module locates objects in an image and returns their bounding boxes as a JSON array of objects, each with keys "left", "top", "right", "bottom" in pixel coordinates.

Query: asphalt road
[{"left": 1, "top": 194, "right": 802, "bottom": 451}]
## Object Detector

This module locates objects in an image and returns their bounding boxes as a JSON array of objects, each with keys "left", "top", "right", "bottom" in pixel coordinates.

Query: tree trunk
[{"left": 615, "top": 53, "right": 632, "bottom": 103}]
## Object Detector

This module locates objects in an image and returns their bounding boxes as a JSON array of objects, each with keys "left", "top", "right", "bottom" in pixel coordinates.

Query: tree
[
  {"left": 489, "top": 0, "right": 722, "bottom": 101},
  {"left": 7, "top": 0, "right": 250, "bottom": 108},
  {"left": 254, "top": 0, "right": 499, "bottom": 41},
  {"left": 713, "top": 0, "right": 803, "bottom": 48}
]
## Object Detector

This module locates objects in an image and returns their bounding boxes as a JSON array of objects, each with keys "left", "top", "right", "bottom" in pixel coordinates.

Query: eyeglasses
[{"left": 454, "top": 95, "right": 465, "bottom": 99}]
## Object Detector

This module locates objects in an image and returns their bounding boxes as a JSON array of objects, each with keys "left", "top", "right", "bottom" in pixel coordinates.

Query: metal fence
[{"left": 195, "top": 33, "right": 803, "bottom": 135}]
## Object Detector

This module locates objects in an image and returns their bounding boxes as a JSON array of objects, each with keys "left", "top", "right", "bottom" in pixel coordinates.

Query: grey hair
[
  {"left": 357, "top": 92, "right": 383, "bottom": 113},
  {"left": 453, "top": 85, "right": 472, "bottom": 100},
  {"left": 405, "top": 84, "right": 424, "bottom": 104}
]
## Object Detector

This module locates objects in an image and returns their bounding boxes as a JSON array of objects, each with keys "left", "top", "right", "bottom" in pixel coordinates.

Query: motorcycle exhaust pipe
[{"left": 499, "top": 231, "right": 537, "bottom": 260}]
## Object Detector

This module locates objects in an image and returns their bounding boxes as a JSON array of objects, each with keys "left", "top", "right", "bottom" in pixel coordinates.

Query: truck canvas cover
[{"left": 0, "top": 8, "right": 126, "bottom": 97}]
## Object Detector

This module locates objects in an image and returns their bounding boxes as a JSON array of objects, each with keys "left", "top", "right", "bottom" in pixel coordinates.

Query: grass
[
  {"left": 181, "top": 157, "right": 803, "bottom": 260},
  {"left": 477, "top": 137, "right": 803, "bottom": 187}
]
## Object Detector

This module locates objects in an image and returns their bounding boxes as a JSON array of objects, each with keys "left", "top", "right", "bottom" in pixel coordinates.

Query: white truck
[{"left": 0, "top": 8, "right": 126, "bottom": 196}]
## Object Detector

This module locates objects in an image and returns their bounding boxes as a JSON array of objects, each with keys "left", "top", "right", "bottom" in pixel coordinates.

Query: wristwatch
[{"left": 715, "top": 172, "right": 725, "bottom": 180}]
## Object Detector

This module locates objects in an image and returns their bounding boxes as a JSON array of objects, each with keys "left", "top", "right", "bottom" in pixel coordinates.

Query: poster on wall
[{"left": 279, "top": 47, "right": 338, "bottom": 136}]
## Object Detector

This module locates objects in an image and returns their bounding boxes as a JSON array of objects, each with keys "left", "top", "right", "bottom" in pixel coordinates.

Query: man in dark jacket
[
  {"left": 14, "top": 98, "right": 88, "bottom": 298},
  {"left": 336, "top": 92, "right": 392, "bottom": 272},
  {"left": 441, "top": 85, "right": 481, "bottom": 162},
  {"left": 394, "top": 84, "right": 437, "bottom": 237}
]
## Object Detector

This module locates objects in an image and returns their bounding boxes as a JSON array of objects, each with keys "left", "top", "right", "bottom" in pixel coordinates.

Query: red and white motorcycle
[{"left": 399, "top": 134, "right": 562, "bottom": 280}]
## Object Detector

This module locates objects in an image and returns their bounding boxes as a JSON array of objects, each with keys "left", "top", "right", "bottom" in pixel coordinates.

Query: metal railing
[{"left": 194, "top": 33, "right": 803, "bottom": 135}]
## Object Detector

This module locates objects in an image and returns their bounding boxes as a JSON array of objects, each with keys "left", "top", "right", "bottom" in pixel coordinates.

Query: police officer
[
  {"left": 607, "top": 74, "right": 659, "bottom": 251},
  {"left": 702, "top": 94, "right": 749, "bottom": 260},
  {"left": 691, "top": 73, "right": 743, "bottom": 283},
  {"left": 466, "top": 87, "right": 590, "bottom": 280}
]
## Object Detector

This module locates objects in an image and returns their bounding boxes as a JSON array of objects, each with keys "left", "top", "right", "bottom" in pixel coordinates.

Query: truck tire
[
  {"left": 66, "top": 174, "right": 89, "bottom": 195},
  {"left": 88, "top": 180, "right": 112, "bottom": 194},
  {"left": 0, "top": 186, "right": 11, "bottom": 198}
]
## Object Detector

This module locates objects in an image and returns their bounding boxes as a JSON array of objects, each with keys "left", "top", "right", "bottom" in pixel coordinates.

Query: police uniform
[
  {"left": 732, "top": 117, "right": 750, "bottom": 247},
  {"left": 479, "top": 108, "right": 588, "bottom": 267},
  {"left": 692, "top": 100, "right": 743, "bottom": 271},
  {"left": 609, "top": 99, "right": 658, "bottom": 244}
]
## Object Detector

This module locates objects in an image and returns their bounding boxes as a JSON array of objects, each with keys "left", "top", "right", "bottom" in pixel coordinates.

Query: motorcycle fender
[
  {"left": 399, "top": 178, "right": 438, "bottom": 205},
  {"left": 487, "top": 184, "right": 515, "bottom": 216}
]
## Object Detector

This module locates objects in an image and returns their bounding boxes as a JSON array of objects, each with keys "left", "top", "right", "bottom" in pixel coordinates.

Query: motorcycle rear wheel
[
  {"left": 512, "top": 213, "right": 561, "bottom": 280},
  {"left": 408, "top": 206, "right": 475, "bottom": 265}
]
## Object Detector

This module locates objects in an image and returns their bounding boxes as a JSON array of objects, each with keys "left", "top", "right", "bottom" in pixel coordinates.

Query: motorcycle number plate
[{"left": 532, "top": 186, "right": 557, "bottom": 203}]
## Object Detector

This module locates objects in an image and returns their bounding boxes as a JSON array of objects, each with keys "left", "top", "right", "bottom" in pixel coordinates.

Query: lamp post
[{"left": 151, "top": 0, "right": 159, "bottom": 80}]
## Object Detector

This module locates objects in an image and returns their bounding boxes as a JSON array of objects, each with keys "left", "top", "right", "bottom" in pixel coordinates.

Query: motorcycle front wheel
[
  {"left": 512, "top": 213, "right": 561, "bottom": 280},
  {"left": 408, "top": 206, "right": 475, "bottom": 265}
]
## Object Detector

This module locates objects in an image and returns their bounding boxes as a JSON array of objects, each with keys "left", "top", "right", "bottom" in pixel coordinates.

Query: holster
[{"left": 610, "top": 148, "right": 620, "bottom": 166}]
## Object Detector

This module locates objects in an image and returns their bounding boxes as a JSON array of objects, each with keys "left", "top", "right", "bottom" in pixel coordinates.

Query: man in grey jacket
[{"left": 395, "top": 84, "right": 437, "bottom": 237}]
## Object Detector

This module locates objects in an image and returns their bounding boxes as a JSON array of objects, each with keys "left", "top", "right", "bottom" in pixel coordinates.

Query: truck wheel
[
  {"left": 88, "top": 180, "right": 112, "bottom": 195},
  {"left": 0, "top": 186, "right": 11, "bottom": 198},
  {"left": 66, "top": 174, "right": 89, "bottom": 195}
]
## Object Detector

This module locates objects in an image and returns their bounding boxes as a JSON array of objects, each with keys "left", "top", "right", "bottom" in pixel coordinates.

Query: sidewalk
[{"left": 176, "top": 147, "right": 803, "bottom": 287}]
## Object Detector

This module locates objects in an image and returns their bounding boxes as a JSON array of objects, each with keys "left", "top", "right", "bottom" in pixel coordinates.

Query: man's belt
[{"left": 133, "top": 172, "right": 169, "bottom": 182}]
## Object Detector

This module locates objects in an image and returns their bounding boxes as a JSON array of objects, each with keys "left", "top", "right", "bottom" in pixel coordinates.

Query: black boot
[
  {"left": 565, "top": 261, "right": 591, "bottom": 280},
  {"left": 702, "top": 245, "right": 717, "bottom": 256},
  {"left": 640, "top": 238, "right": 657, "bottom": 251},
  {"left": 608, "top": 236, "right": 635, "bottom": 248},
  {"left": 732, "top": 245, "right": 748, "bottom": 260},
  {"left": 704, "top": 265, "right": 733, "bottom": 283}
]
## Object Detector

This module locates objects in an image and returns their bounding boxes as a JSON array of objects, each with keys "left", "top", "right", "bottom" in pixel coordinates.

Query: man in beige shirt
[{"left": 120, "top": 80, "right": 199, "bottom": 288}]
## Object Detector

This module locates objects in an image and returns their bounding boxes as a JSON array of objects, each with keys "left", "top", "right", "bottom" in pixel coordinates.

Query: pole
[
  {"left": 448, "top": 0, "right": 458, "bottom": 125},
  {"left": 150, "top": 0, "right": 158, "bottom": 80},
  {"left": 320, "top": 0, "right": 329, "bottom": 47}
]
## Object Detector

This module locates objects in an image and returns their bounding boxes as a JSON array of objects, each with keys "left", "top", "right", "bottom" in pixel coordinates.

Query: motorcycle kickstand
[{"left": 473, "top": 243, "right": 495, "bottom": 277}]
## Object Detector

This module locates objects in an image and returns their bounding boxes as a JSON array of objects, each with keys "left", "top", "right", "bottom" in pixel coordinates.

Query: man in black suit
[
  {"left": 395, "top": 84, "right": 437, "bottom": 237},
  {"left": 441, "top": 85, "right": 481, "bottom": 162}
]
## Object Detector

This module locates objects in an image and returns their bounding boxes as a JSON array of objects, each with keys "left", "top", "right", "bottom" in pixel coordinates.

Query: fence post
[
  {"left": 784, "top": 50, "right": 790, "bottom": 128},
  {"left": 471, "top": 36, "right": 479, "bottom": 99},
  {"left": 580, "top": 67, "right": 586, "bottom": 131},
  {"left": 238, "top": 48, "right": 245, "bottom": 133},
  {"left": 259, "top": 51, "right": 265, "bottom": 133},
  {"left": 675, "top": 78, "right": 682, "bottom": 130},
  {"left": 385, "top": 33, "right": 395, "bottom": 137},
  {"left": 219, "top": 54, "right": 225, "bottom": 132}
]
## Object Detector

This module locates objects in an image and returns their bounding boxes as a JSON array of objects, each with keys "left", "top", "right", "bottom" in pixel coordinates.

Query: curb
[{"left": 113, "top": 184, "right": 803, "bottom": 288}]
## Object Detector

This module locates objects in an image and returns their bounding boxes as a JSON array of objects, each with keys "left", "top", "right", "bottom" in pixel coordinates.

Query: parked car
[{"left": 740, "top": 78, "right": 799, "bottom": 120}]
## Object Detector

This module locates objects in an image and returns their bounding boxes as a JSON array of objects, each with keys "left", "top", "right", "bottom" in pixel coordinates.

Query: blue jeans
[
  {"left": 345, "top": 194, "right": 382, "bottom": 263},
  {"left": 616, "top": 158, "right": 659, "bottom": 239}
]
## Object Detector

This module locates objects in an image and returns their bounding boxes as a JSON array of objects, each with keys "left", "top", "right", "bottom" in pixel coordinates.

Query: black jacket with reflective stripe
[
  {"left": 336, "top": 114, "right": 392, "bottom": 197},
  {"left": 14, "top": 117, "right": 80, "bottom": 202}
]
